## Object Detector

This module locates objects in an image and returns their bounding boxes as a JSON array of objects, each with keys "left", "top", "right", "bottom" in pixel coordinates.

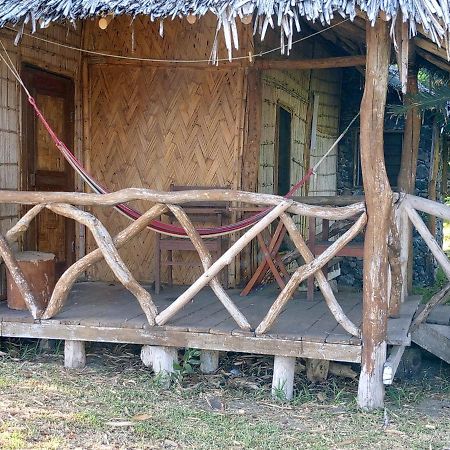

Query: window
[
  {"left": 354, "top": 131, "right": 403, "bottom": 188},
  {"left": 276, "top": 105, "right": 292, "bottom": 195}
]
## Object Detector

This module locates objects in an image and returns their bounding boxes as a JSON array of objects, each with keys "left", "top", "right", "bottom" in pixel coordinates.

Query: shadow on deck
[{"left": 0, "top": 282, "right": 419, "bottom": 363}]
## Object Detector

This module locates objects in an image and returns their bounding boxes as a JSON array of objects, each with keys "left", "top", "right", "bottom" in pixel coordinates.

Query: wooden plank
[
  {"left": 427, "top": 305, "right": 450, "bottom": 325},
  {"left": 412, "top": 323, "right": 450, "bottom": 364},
  {"left": 0, "top": 321, "right": 361, "bottom": 362},
  {"left": 305, "top": 297, "right": 361, "bottom": 344},
  {"left": 326, "top": 299, "right": 363, "bottom": 345},
  {"left": 383, "top": 345, "right": 406, "bottom": 385},
  {"left": 268, "top": 298, "right": 330, "bottom": 341},
  {"left": 387, "top": 296, "right": 421, "bottom": 345},
  {"left": 255, "top": 55, "right": 366, "bottom": 70}
]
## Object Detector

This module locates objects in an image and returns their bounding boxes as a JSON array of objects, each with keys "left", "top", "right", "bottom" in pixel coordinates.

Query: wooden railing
[
  {"left": 396, "top": 194, "right": 450, "bottom": 328},
  {"left": 0, "top": 189, "right": 366, "bottom": 337}
]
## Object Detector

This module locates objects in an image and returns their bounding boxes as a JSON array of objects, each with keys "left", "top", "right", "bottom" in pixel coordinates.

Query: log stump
[{"left": 6, "top": 251, "right": 55, "bottom": 311}]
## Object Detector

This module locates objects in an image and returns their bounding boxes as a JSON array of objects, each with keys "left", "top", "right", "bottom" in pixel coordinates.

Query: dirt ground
[{"left": 0, "top": 340, "right": 449, "bottom": 449}]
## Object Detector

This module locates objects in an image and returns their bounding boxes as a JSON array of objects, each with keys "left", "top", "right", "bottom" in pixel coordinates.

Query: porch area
[{"left": 0, "top": 282, "right": 419, "bottom": 364}]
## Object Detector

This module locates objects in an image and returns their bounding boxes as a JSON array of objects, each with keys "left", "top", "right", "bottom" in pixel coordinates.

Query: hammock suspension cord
[{"left": 0, "top": 40, "right": 359, "bottom": 237}]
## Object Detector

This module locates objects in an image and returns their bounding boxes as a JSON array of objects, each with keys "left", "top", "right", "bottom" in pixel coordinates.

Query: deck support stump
[
  {"left": 141, "top": 345, "right": 178, "bottom": 385},
  {"left": 64, "top": 340, "right": 86, "bottom": 369},
  {"left": 272, "top": 356, "right": 296, "bottom": 401},
  {"left": 357, "top": 20, "right": 393, "bottom": 410},
  {"left": 200, "top": 350, "right": 219, "bottom": 374}
]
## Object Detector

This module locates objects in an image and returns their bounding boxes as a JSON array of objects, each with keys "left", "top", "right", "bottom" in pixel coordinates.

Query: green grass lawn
[{"left": 0, "top": 341, "right": 449, "bottom": 449}]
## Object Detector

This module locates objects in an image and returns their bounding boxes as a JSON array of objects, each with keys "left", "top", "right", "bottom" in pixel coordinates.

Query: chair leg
[
  {"left": 168, "top": 249, "right": 173, "bottom": 287},
  {"left": 155, "top": 234, "right": 161, "bottom": 295},
  {"left": 307, "top": 276, "right": 315, "bottom": 301}
]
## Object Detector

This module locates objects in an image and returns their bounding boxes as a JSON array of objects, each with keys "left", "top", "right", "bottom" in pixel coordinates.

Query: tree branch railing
[
  {"left": 396, "top": 194, "right": 450, "bottom": 329},
  {"left": 0, "top": 188, "right": 366, "bottom": 337}
]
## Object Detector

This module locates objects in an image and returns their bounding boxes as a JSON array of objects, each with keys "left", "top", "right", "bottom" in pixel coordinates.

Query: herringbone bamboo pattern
[{"left": 87, "top": 64, "right": 245, "bottom": 282}]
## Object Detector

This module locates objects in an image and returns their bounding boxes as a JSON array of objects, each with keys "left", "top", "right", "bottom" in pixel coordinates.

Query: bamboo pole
[
  {"left": 42, "top": 203, "right": 167, "bottom": 319},
  {"left": 167, "top": 205, "right": 252, "bottom": 331},
  {"left": 256, "top": 213, "right": 366, "bottom": 335},
  {"left": 357, "top": 20, "right": 393, "bottom": 410}
]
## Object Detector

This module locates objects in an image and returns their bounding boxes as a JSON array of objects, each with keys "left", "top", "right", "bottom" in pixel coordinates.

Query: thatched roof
[{"left": 0, "top": 0, "right": 448, "bottom": 61}]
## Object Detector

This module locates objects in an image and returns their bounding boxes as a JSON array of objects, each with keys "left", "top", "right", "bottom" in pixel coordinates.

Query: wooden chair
[
  {"left": 154, "top": 185, "right": 229, "bottom": 294},
  {"left": 307, "top": 216, "right": 365, "bottom": 300}
]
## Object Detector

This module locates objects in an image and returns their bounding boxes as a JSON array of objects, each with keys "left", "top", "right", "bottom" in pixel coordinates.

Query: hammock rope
[{"left": 0, "top": 41, "right": 359, "bottom": 238}]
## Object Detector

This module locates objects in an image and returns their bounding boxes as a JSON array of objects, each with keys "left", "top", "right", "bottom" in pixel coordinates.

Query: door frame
[{"left": 21, "top": 63, "right": 76, "bottom": 269}]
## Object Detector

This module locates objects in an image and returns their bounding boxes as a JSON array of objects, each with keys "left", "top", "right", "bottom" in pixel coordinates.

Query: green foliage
[
  {"left": 172, "top": 348, "right": 200, "bottom": 382},
  {"left": 388, "top": 67, "right": 450, "bottom": 133}
]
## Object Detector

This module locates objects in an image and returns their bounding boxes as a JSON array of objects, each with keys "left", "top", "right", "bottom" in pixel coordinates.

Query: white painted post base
[
  {"left": 272, "top": 356, "right": 296, "bottom": 401},
  {"left": 200, "top": 350, "right": 219, "bottom": 374},
  {"left": 64, "top": 340, "right": 86, "bottom": 369},
  {"left": 141, "top": 345, "right": 178, "bottom": 385},
  {"left": 357, "top": 342, "right": 387, "bottom": 409}
]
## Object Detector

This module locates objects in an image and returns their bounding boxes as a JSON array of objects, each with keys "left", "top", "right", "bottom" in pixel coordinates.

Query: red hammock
[{"left": 26, "top": 95, "right": 314, "bottom": 237}]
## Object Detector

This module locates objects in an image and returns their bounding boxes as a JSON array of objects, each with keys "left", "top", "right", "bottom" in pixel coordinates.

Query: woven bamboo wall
[
  {"left": 0, "top": 24, "right": 83, "bottom": 243},
  {"left": 84, "top": 17, "right": 251, "bottom": 283}
]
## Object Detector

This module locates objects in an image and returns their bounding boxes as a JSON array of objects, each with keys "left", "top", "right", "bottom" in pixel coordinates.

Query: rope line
[
  {"left": 0, "top": 37, "right": 358, "bottom": 238},
  {"left": 4, "top": 19, "right": 349, "bottom": 64}
]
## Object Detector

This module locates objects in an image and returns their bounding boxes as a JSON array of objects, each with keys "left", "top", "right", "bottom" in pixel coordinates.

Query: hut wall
[
  {"left": 83, "top": 16, "right": 252, "bottom": 283},
  {"left": 0, "top": 25, "right": 83, "bottom": 247}
]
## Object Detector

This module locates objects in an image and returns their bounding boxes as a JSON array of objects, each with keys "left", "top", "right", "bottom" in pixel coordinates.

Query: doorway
[
  {"left": 21, "top": 65, "right": 75, "bottom": 275},
  {"left": 276, "top": 105, "right": 292, "bottom": 195}
]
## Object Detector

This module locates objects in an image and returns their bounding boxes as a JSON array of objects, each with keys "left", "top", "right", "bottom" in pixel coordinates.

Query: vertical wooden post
[
  {"left": 200, "top": 350, "right": 219, "bottom": 374},
  {"left": 272, "top": 356, "right": 296, "bottom": 401},
  {"left": 241, "top": 68, "right": 262, "bottom": 281},
  {"left": 428, "top": 118, "right": 441, "bottom": 237},
  {"left": 64, "top": 340, "right": 86, "bottom": 369},
  {"left": 357, "top": 20, "right": 393, "bottom": 410},
  {"left": 397, "top": 45, "right": 420, "bottom": 294}
]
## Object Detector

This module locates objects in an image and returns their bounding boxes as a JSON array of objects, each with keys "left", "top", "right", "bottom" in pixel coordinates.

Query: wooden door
[{"left": 22, "top": 65, "right": 75, "bottom": 275}]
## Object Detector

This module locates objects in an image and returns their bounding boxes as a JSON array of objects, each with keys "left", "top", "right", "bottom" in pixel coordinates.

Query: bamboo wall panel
[
  {"left": 84, "top": 14, "right": 251, "bottom": 62},
  {"left": 86, "top": 64, "right": 245, "bottom": 283},
  {"left": 308, "top": 69, "right": 341, "bottom": 197}
]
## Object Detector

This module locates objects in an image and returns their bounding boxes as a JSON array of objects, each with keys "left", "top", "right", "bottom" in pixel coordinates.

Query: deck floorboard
[{"left": 0, "top": 282, "right": 419, "bottom": 360}]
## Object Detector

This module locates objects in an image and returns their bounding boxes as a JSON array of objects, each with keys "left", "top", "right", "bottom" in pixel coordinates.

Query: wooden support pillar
[
  {"left": 200, "top": 350, "right": 219, "bottom": 374},
  {"left": 141, "top": 345, "right": 178, "bottom": 385},
  {"left": 272, "top": 356, "right": 296, "bottom": 401},
  {"left": 428, "top": 118, "right": 441, "bottom": 237},
  {"left": 64, "top": 340, "right": 86, "bottom": 369},
  {"left": 357, "top": 20, "right": 393, "bottom": 410},
  {"left": 397, "top": 44, "right": 420, "bottom": 294}
]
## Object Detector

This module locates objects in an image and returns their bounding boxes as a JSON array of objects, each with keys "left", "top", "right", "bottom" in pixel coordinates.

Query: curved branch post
[
  {"left": 0, "top": 233, "right": 42, "bottom": 319},
  {"left": 256, "top": 213, "right": 367, "bottom": 336},
  {"left": 46, "top": 203, "right": 157, "bottom": 325},
  {"left": 42, "top": 203, "right": 167, "bottom": 319},
  {"left": 168, "top": 205, "right": 252, "bottom": 331}
]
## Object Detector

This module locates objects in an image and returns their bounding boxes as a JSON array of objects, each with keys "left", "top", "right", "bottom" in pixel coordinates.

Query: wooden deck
[{"left": 0, "top": 282, "right": 420, "bottom": 363}]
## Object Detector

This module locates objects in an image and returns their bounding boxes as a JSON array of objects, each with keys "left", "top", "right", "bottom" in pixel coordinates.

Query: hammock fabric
[{"left": 26, "top": 94, "right": 315, "bottom": 238}]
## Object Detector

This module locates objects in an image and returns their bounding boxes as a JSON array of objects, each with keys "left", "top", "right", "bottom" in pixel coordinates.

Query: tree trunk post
[
  {"left": 397, "top": 45, "right": 420, "bottom": 294},
  {"left": 272, "top": 356, "right": 296, "bottom": 401},
  {"left": 200, "top": 350, "right": 220, "bottom": 374},
  {"left": 357, "top": 20, "right": 393, "bottom": 410},
  {"left": 64, "top": 340, "right": 86, "bottom": 369}
]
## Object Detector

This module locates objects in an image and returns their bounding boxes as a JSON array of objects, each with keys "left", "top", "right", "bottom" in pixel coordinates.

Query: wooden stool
[{"left": 6, "top": 251, "right": 55, "bottom": 311}]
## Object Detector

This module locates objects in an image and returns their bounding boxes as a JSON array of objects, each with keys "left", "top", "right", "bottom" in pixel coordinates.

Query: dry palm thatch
[{"left": 0, "top": 0, "right": 448, "bottom": 61}]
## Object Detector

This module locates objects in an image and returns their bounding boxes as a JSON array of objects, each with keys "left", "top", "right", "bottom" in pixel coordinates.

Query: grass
[{"left": 0, "top": 341, "right": 449, "bottom": 449}]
